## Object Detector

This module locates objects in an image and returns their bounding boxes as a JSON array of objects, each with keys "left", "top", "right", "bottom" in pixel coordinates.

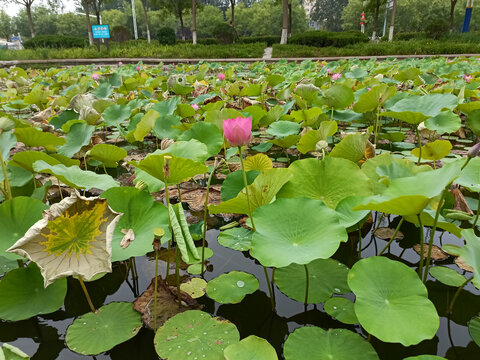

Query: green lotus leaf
[
  {"left": 14, "top": 127, "right": 65, "bottom": 151},
  {"left": 243, "top": 105, "right": 267, "bottom": 128},
  {"left": 133, "top": 109, "right": 160, "bottom": 142},
  {"left": 0, "top": 130, "right": 16, "bottom": 162},
  {"left": 102, "top": 104, "right": 131, "bottom": 127},
  {"left": 266, "top": 74, "right": 285, "bottom": 86},
  {"left": 335, "top": 196, "right": 371, "bottom": 230},
  {"left": 348, "top": 256, "right": 439, "bottom": 346},
  {"left": 251, "top": 198, "right": 347, "bottom": 268},
  {"left": 178, "top": 122, "right": 223, "bottom": 158},
  {"left": 456, "top": 157, "right": 480, "bottom": 192},
  {"left": 353, "top": 84, "right": 397, "bottom": 113},
  {"left": 180, "top": 278, "right": 207, "bottom": 299},
  {"left": 33, "top": 161, "right": 119, "bottom": 191},
  {"left": 224, "top": 335, "right": 278, "bottom": 360},
  {"left": 377, "top": 132, "right": 406, "bottom": 143},
  {"left": 7, "top": 193, "right": 121, "bottom": 286},
  {"left": 1, "top": 164, "right": 32, "bottom": 187},
  {"left": 176, "top": 103, "right": 195, "bottom": 117},
  {"left": 442, "top": 229, "right": 480, "bottom": 289},
  {"left": 274, "top": 258, "right": 350, "bottom": 303},
  {"left": 269, "top": 134, "right": 300, "bottom": 149},
  {"left": 278, "top": 157, "right": 373, "bottom": 209},
  {"left": 152, "top": 139, "right": 209, "bottom": 162},
  {"left": 66, "top": 302, "right": 142, "bottom": 355},
  {"left": 87, "top": 144, "right": 127, "bottom": 168},
  {"left": 429, "top": 266, "right": 467, "bottom": 287},
  {"left": 152, "top": 113, "right": 182, "bottom": 140},
  {"left": 0, "top": 196, "right": 48, "bottom": 261},
  {"left": 154, "top": 310, "right": 240, "bottom": 360},
  {"left": 394, "top": 67, "right": 421, "bottom": 82},
  {"left": 10, "top": 151, "right": 62, "bottom": 172},
  {"left": 151, "top": 96, "right": 182, "bottom": 116},
  {"left": 425, "top": 111, "right": 461, "bottom": 134},
  {"left": 0, "top": 117, "right": 15, "bottom": 132},
  {"left": 244, "top": 154, "right": 273, "bottom": 172},
  {"left": 403, "top": 356, "right": 447, "bottom": 360},
  {"left": 101, "top": 187, "right": 170, "bottom": 262},
  {"left": 411, "top": 140, "right": 452, "bottom": 161},
  {"left": 0, "top": 343, "right": 31, "bottom": 360},
  {"left": 294, "top": 83, "right": 320, "bottom": 104},
  {"left": 0, "top": 263, "right": 67, "bottom": 321},
  {"left": 355, "top": 159, "right": 463, "bottom": 216},
  {"left": 218, "top": 227, "right": 253, "bottom": 251},
  {"left": 297, "top": 121, "right": 337, "bottom": 154},
  {"left": 324, "top": 297, "right": 358, "bottom": 324},
  {"left": 266, "top": 121, "right": 301, "bottom": 138},
  {"left": 284, "top": 326, "right": 379, "bottom": 360},
  {"left": 468, "top": 313, "right": 480, "bottom": 346},
  {"left": 134, "top": 168, "right": 165, "bottom": 192},
  {"left": 49, "top": 153, "right": 81, "bottom": 167},
  {"left": 132, "top": 154, "right": 208, "bottom": 185},
  {"left": 0, "top": 256, "right": 17, "bottom": 275},
  {"left": 466, "top": 109, "right": 480, "bottom": 136},
  {"left": 168, "top": 203, "right": 200, "bottom": 263},
  {"left": 206, "top": 271, "right": 259, "bottom": 304},
  {"left": 57, "top": 121, "right": 95, "bottom": 158},
  {"left": 221, "top": 170, "right": 260, "bottom": 201},
  {"left": 319, "top": 84, "right": 355, "bottom": 110},
  {"left": 290, "top": 108, "right": 322, "bottom": 126},
  {"left": 209, "top": 168, "right": 292, "bottom": 215},
  {"left": 330, "top": 132, "right": 371, "bottom": 163},
  {"left": 404, "top": 208, "right": 462, "bottom": 238},
  {"left": 92, "top": 82, "right": 114, "bottom": 99}
]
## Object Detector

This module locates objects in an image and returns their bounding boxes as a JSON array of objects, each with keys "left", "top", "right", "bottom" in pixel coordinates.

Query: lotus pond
[{"left": 1, "top": 58, "right": 480, "bottom": 360}]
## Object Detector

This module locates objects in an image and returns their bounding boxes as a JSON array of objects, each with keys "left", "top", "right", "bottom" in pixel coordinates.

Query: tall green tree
[
  {"left": 366, "top": 0, "right": 386, "bottom": 39},
  {"left": 280, "top": 0, "right": 288, "bottom": 43},
  {"left": 153, "top": 0, "right": 190, "bottom": 40},
  {"left": 10, "top": 0, "right": 36, "bottom": 37},
  {"left": 310, "top": 0, "right": 348, "bottom": 31},
  {"left": 449, "top": 0, "right": 459, "bottom": 32},
  {"left": 0, "top": 10, "right": 13, "bottom": 39},
  {"left": 139, "top": 0, "right": 151, "bottom": 42}
]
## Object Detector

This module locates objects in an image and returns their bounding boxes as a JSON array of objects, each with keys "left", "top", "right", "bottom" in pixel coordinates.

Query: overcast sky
[{"left": 1, "top": 1, "right": 77, "bottom": 17}]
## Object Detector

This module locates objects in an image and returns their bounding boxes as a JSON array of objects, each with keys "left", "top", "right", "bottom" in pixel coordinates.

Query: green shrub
[
  {"left": 240, "top": 36, "right": 280, "bottom": 46},
  {"left": 23, "top": 35, "right": 88, "bottom": 49},
  {"left": 197, "top": 37, "right": 219, "bottom": 45},
  {"left": 289, "top": 30, "right": 369, "bottom": 47},
  {"left": 394, "top": 32, "right": 426, "bottom": 41},
  {"left": 425, "top": 19, "right": 449, "bottom": 40},
  {"left": 212, "top": 22, "right": 237, "bottom": 44},
  {"left": 111, "top": 26, "right": 131, "bottom": 43},
  {"left": 157, "top": 27, "right": 176, "bottom": 45}
]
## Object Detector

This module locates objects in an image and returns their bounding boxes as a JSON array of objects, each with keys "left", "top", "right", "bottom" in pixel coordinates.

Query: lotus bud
[
  {"left": 223, "top": 116, "right": 252, "bottom": 147},
  {"left": 468, "top": 142, "right": 480, "bottom": 158},
  {"left": 136, "top": 66, "right": 141, "bottom": 71},
  {"left": 316, "top": 140, "right": 329, "bottom": 152},
  {"left": 92, "top": 73, "right": 99, "bottom": 80},
  {"left": 417, "top": 122, "right": 426, "bottom": 131},
  {"left": 331, "top": 73, "right": 342, "bottom": 80},
  {"left": 118, "top": 61, "right": 123, "bottom": 65},
  {"left": 191, "top": 103, "right": 199, "bottom": 111},
  {"left": 218, "top": 73, "right": 225, "bottom": 81}
]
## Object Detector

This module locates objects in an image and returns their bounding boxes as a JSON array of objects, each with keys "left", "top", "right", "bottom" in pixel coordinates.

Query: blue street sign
[{"left": 92, "top": 25, "right": 110, "bottom": 39}]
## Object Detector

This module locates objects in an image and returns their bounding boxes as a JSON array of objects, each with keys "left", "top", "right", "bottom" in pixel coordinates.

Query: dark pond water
[{"left": 1, "top": 212, "right": 479, "bottom": 360}]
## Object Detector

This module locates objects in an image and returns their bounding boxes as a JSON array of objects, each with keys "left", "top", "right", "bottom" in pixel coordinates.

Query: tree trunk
[
  {"left": 26, "top": 3, "right": 35, "bottom": 38},
  {"left": 288, "top": 2, "right": 292, "bottom": 37},
  {"left": 372, "top": 0, "right": 380, "bottom": 40},
  {"left": 83, "top": 1, "right": 94, "bottom": 45},
  {"left": 179, "top": 8, "right": 185, "bottom": 41},
  {"left": 92, "top": 0, "right": 101, "bottom": 25},
  {"left": 140, "top": 0, "right": 151, "bottom": 42},
  {"left": 450, "top": 0, "right": 458, "bottom": 33},
  {"left": 280, "top": 0, "right": 288, "bottom": 44},
  {"left": 388, "top": 0, "right": 396, "bottom": 42},
  {"left": 230, "top": 0, "right": 235, "bottom": 27},
  {"left": 192, "top": 0, "right": 197, "bottom": 44}
]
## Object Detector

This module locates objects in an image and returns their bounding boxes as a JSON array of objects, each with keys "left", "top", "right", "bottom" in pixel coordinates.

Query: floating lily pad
[
  {"left": 283, "top": 326, "right": 379, "bottom": 360},
  {"left": 324, "top": 297, "right": 358, "bottom": 324},
  {"left": 206, "top": 271, "right": 259, "bottom": 304},
  {"left": 224, "top": 335, "right": 278, "bottom": 360},
  {"left": 0, "top": 263, "right": 67, "bottom": 321},
  {"left": 374, "top": 227, "right": 404, "bottom": 240},
  {"left": 66, "top": 302, "right": 142, "bottom": 355},
  {"left": 274, "top": 258, "right": 350, "bottom": 303},
  {"left": 0, "top": 343, "right": 30, "bottom": 360},
  {"left": 218, "top": 227, "right": 253, "bottom": 251},
  {"left": 154, "top": 310, "right": 240, "bottom": 360},
  {"left": 251, "top": 198, "right": 347, "bottom": 268},
  {"left": 411, "top": 140, "right": 452, "bottom": 161},
  {"left": 348, "top": 256, "right": 439, "bottom": 346},
  {"left": 468, "top": 313, "right": 480, "bottom": 346},
  {"left": 266, "top": 121, "right": 301, "bottom": 138},
  {"left": 180, "top": 278, "right": 207, "bottom": 299},
  {"left": 429, "top": 266, "right": 467, "bottom": 287}
]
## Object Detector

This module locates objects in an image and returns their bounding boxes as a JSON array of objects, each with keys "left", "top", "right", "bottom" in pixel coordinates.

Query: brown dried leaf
[
  {"left": 413, "top": 243, "right": 449, "bottom": 261},
  {"left": 450, "top": 188, "right": 474, "bottom": 215},
  {"left": 374, "top": 227, "right": 404, "bottom": 240},
  {"left": 455, "top": 256, "right": 474, "bottom": 272}
]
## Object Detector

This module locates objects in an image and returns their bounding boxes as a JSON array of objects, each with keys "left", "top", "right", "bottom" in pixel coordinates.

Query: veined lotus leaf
[
  {"left": 361, "top": 153, "right": 431, "bottom": 194},
  {"left": 178, "top": 122, "right": 223, "bottom": 158},
  {"left": 274, "top": 258, "right": 350, "bottom": 303},
  {"left": 57, "top": 122, "right": 95, "bottom": 158},
  {"left": 180, "top": 278, "right": 207, "bottom": 299},
  {"left": 134, "top": 168, "right": 165, "bottom": 193},
  {"left": 429, "top": 266, "right": 467, "bottom": 287},
  {"left": 443, "top": 229, "right": 480, "bottom": 289},
  {"left": 154, "top": 310, "right": 240, "bottom": 360},
  {"left": 209, "top": 168, "right": 292, "bottom": 215},
  {"left": 14, "top": 127, "right": 65, "bottom": 151},
  {"left": 92, "top": 82, "right": 114, "bottom": 99},
  {"left": 0, "top": 343, "right": 31, "bottom": 360},
  {"left": 87, "top": 144, "right": 127, "bottom": 168},
  {"left": 335, "top": 196, "right": 371, "bottom": 230},
  {"left": 7, "top": 192, "right": 121, "bottom": 287},
  {"left": 131, "top": 154, "right": 208, "bottom": 185},
  {"left": 330, "top": 132, "right": 372, "bottom": 163},
  {"left": 283, "top": 326, "right": 379, "bottom": 360},
  {"left": 411, "top": 140, "right": 452, "bottom": 161},
  {"left": 102, "top": 104, "right": 131, "bottom": 127},
  {"left": 221, "top": 170, "right": 260, "bottom": 201},
  {"left": 348, "top": 256, "right": 439, "bottom": 346},
  {"left": 133, "top": 109, "right": 160, "bottom": 142},
  {"left": 0, "top": 130, "right": 16, "bottom": 162},
  {"left": 66, "top": 302, "right": 142, "bottom": 355},
  {"left": 290, "top": 108, "right": 322, "bottom": 126},
  {"left": 324, "top": 297, "right": 358, "bottom": 324},
  {"left": 152, "top": 114, "right": 182, "bottom": 140},
  {"left": 101, "top": 187, "right": 170, "bottom": 262},
  {"left": 206, "top": 271, "right": 259, "bottom": 304},
  {"left": 353, "top": 84, "right": 397, "bottom": 113},
  {"left": 244, "top": 154, "right": 273, "bottom": 172},
  {"left": 318, "top": 84, "right": 355, "bottom": 110},
  {"left": 456, "top": 157, "right": 480, "bottom": 192},
  {"left": 224, "top": 335, "right": 278, "bottom": 360},
  {"left": 151, "top": 139, "right": 208, "bottom": 162},
  {"left": 0, "top": 117, "right": 15, "bottom": 132},
  {"left": 294, "top": 83, "right": 320, "bottom": 104},
  {"left": 266, "top": 121, "right": 301, "bottom": 138},
  {"left": 251, "top": 198, "right": 347, "bottom": 268},
  {"left": 9, "top": 151, "right": 62, "bottom": 172},
  {"left": 0, "top": 196, "right": 48, "bottom": 261},
  {"left": 469, "top": 314, "right": 480, "bottom": 347},
  {"left": 33, "top": 161, "right": 119, "bottom": 191},
  {"left": 169, "top": 203, "right": 200, "bottom": 263},
  {"left": 297, "top": 121, "right": 337, "bottom": 154},
  {"left": 466, "top": 109, "right": 480, "bottom": 136},
  {"left": 269, "top": 134, "right": 300, "bottom": 149},
  {"left": 218, "top": 227, "right": 253, "bottom": 251},
  {"left": 355, "top": 159, "right": 464, "bottom": 216},
  {"left": 403, "top": 356, "right": 447, "bottom": 360},
  {"left": 405, "top": 209, "right": 462, "bottom": 238},
  {"left": 0, "top": 262, "right": 67, "bottom": 321},
  {"left": 266, "top": 74, "right": 285, "bottom": 86},
  {"left": 0, "top": 256, "right": 17, "bottom": 276},
  {"left": 425, "top": 111, "right": 462, "bottom": 134},
  {"left": 278, "top": 157, "right": 373, "bottom": 209}
]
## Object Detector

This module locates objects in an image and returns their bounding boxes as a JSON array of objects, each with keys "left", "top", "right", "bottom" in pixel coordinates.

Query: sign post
[{"left": 92, "top": 25, "right": 110, "bottom": 52}]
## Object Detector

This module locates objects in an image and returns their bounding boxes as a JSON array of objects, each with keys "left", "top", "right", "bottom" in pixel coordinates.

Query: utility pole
[
  {"left": 131, "top": 0, "right": 138, "bottom": 40},
  {"left": 462, "top": 0, "right": 474, "bottom": 32}
]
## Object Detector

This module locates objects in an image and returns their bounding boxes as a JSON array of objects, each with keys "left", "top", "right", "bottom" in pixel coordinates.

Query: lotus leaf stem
[
  {"left": 472, "top": 192, "right": 480, "bottom": 229},
  {"left": 415, "top": 127, "right": 422, "bottom": 166},
  {"left": 0, "top": 148, "right": 12, "bottom": 201},
  {"left": 176, "top": 184, "right": 182, "bottom": 202},
  {"left": 379, "top": 218, "right": 404, "bottom": 256},
  {"left": 175, "top": 245, "right": 181, "bottom": 305},
  {"left": 448, "top": 276, "right": 473, "bottom": 314},
  {"left": 78, "top": 277, "right": 96, "bottom": 313},
  {"left": 358, "top": 229, "right": 362, "bottom": 258},
  {"left": 373, "top": 212, "right": 385, "bottom": 233},
  {"left": 263, "top": 266, "right": 275, "bottom": 310},
  {"left": 163, "top": 161, "right": 172, "bottom": 280},
  {"left": 304, "top": 264, "right": 309, "bottom": 306},
  {"left": 423, "top": 189, "right": 448, "bottom": 283},
  {"left": 417, "top": 214, "right": 425, "bottom": 278},
  {"left": 238, "top": 146, "right": 256, "bottom": 231},
  {"left": 201, "top": 158, "right": 218, "bottom": 275},
  {"left": 154, "top": 248, "right": 159, "bottom": 332},
  {"left": 374, "top": 108, "right": 380, "bottom": 146}
]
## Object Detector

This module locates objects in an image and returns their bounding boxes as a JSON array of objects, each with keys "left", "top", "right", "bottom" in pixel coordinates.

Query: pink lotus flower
[
  {"left": 191, "top": 103, "right": 199, "bottom": 111},
  {"left": 464, "top": 74, "right": 473, "bottom": 83},
  {"left": 92, "top": 73, "right": 99, "bottom": 80},
  {"left": 437, "top": 78, "right": 442, "bottom": 83},
  {"left": 118, "top": 61, "right": 123, "bottom": 65},
  {"left": 331, "top": 73, "right": 342, "bottom": 80},
  {"left": 164, "top": 65, "right": 168, "bottom": 71},
  {"left": 326, "top": 68, "right": 331, "bottom": 73},
  {"left": 223, "top": 116, "right": 252, "bottom": 147},
  {"left": 218, "top": 73, "right": 225, "bottom": 81},
  {"left": 136, "top": 66, "right": 141, "bottom": 71}
]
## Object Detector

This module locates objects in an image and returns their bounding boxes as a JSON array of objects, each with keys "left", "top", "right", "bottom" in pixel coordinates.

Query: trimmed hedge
[
  {"left": 24, "top": 35, "right": 88, "bottom": 49},
  {"left": 289, "top": 30, "right": 369, "bottom": 47},
  {"left": 157, "top": 27, "right": 176, "bottom": 45},
  {"left": 240, "top": 35, "right": 280, "bottom": 46}
]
